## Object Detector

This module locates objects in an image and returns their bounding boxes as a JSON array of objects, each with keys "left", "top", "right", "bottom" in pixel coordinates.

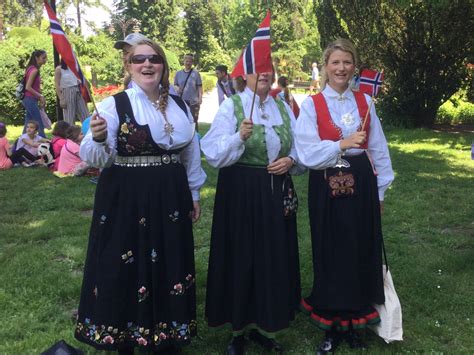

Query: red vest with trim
[{"left": 311, "top": 91, "right": 370, "bottom": 149}]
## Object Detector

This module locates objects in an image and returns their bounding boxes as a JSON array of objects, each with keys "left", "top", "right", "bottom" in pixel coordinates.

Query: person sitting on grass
[
  {"left": 50, "top": 120, "right": 70, "bottom": 171},
  {"left": 0, "top": 122, "right": 13, "bottom": 170},
  {"left": 11, "top": 120, "right": 49, "bottom": 167},
  {"left": 57, "top": 125, "right": 89, "bottom": 176}
]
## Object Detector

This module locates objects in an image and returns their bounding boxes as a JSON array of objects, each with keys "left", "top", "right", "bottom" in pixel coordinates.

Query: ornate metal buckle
[{"left": 162, "top": 154, "right": 171, "bottom": 164}]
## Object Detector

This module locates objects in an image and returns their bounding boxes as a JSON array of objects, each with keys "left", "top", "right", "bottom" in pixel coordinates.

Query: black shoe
[
  {"left": 316, "top": 332, "right": 340, "bottom": 355},
  {"left": 248, "top": 329, "right": 284, "bottom": 353},
  {"left": 345, "top": 330, "right": 367, "bottom": 349},
  {"left": 226, "top": 335, "right": 245, "bottom": 355}
]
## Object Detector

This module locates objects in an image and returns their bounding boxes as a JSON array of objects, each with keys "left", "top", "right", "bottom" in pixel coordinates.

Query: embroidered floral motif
[
  {"left": 75, "top": 319, "right": 196, "bottom": 348},
  {"left": 139, "top": 217, "right": 146, "bottom": 226},
  {"left": 170, "top": 274, "right": 195, "bottom": 296},
  {"left": 328, "top": 171, "right": 355, "bottom": 198},
  {"left": 120, "top": 122, "right": 129, "bottom": 134},
  {"left": 122, "top": 250, "right": 134, "bottom": 264},
  {"left": 138, "top": 286, "right": 149, "bottom": 302},
  {"left": 151, "top": 249, "right": 158, "bottom": 263},
  {"left": 169, "top": 211, "right": 179, "bottom": 222},
  {"left": 341, "top": 112, "right": 355, "bottom": 127}
]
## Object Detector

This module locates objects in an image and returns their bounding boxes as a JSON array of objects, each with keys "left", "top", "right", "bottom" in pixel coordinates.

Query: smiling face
[
  {"left": 184, "top": 55, "right": 193, "bottom": 71},
  {"left": 325, "top": 49, "right": 355, "bottom": 94},
  {"left": 246, "top": 72, "right": 272, "bottom": 99},
  {"left": 26, "top": 122, "right": 38, "bottom": 136},
  {"left": 127, "top": 44, "right": 164, "bottom": 96}
]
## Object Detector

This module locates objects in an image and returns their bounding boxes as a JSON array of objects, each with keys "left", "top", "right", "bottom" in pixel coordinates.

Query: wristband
[{"left": 93, "top": 136, "right": 107, "bottom": 144}]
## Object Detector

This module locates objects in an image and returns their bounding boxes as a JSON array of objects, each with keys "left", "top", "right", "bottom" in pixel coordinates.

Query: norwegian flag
[
  {"left": 358, "top": 69, "right": 384, "bottom": 97},
  {"left": 230, "top": 11, "right": 272, "bottom": 78},
  {"left": 44, "top": 1, "right": 90, "bottom": 102}
]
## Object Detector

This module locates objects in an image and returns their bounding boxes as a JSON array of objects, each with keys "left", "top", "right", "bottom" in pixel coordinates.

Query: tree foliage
[{"left": 316, "top": 0, "right": 474, "bottom": 127}]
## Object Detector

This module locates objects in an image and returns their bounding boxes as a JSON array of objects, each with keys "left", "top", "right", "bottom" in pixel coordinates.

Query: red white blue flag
[
  {"left": 358, "top": 69, "right": 384, "bottom": 97},
  {"left": 231, "top": 11, "right": 272, "bottom": 78},
  {"left": 44, "top": 1, "right": 90, "bottom": 102}
]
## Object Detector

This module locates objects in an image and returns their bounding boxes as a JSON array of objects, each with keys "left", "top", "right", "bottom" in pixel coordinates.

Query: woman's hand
[
  {"left": 38, "top": 95, "right": 46, "bottom": 108},
  {"left": 340, "top": 131, "right": 367, "bottom": 151},
  {"left": 59, "top": 97, "right": 67, "bottom": 109},
  {"left": 239, "top": 118, "right": 253, "bottom": 141},
  {"left": 90, "top": 113, "right": 108, "bottom": 142},
  {"left": 190, "top": 201, "right": 201, "bottom": 223},
  {"left": 267, "top": 157, "right": 294, "bottom": 175}
]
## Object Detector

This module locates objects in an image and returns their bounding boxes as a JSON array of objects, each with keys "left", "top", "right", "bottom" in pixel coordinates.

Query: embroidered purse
[
  {"left": 325, "top": 168, "right": 356, "bottom": 198},
  {"left": 282, "top": 174, "right": 298, "bottom": 218}
]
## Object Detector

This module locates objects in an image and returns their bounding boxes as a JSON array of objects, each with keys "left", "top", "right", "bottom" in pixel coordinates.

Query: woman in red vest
[{"left": 294, "top": 38, "right": 394, "bottom": 354}]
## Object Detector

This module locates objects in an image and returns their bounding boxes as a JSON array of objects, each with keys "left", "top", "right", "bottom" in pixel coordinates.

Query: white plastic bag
[{"left": 370, "top": 265, "right": 403, "bottom": 343}]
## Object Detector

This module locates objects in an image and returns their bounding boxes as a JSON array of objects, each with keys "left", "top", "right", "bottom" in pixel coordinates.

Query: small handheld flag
[
  {"left": 231, "top": 11, "right": 272, "bottom": 78},
  {"left": 359, "top": 69, "right": 384, "bottom": 97},
  {"left": 44, "top": 1, "right": 91, "bottom": 104}
]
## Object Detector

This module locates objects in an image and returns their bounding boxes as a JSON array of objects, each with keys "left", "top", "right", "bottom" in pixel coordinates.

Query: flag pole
[{"left": 249, "top": 73, "right": 260, "bottom": 122}]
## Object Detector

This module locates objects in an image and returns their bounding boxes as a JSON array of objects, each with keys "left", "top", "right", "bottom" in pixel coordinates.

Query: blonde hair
[
  {"left": 320, "top": 38, "right": 358, "bottom": 90},
  {"left": 127, "top": 40, "right": 170, "bottom": 120}
]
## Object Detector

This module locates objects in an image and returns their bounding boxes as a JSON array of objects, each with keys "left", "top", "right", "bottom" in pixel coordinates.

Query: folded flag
[
  {"left": 359, "top": 69, "right": 384, "bottom": 97},
  {"left": 231, "top": 10, "right": 272, "bottom": 78}
]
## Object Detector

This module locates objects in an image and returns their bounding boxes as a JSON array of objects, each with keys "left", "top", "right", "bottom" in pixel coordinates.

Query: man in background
[
  {"left": 174, "top": 54, "right": 203, "bottom": 131},
  {"left": 215, "top": 65, "right": 235, "bottom": 105},
  {"left": 310, "top": 62, "right": 320, "bottom": 95}
]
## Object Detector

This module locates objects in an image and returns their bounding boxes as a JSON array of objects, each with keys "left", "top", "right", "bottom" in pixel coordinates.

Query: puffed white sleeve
[
  {"left": 282, "top": 101, "right": 306, "bottom": 175},
  {"left": 294, "top": 97, "right": 342, "bottom": 170},
  {"left": 180, "top": 134, "right": 207, "bottom": 201},
  {"left": 366, "top": 96, "right": 394, "bottom": 201},
  {"left": 79, "top": 96, "right": 119, "bottom": 168},
  {"left": 200, "top": 97, "right": 245, "bottom": 168}
]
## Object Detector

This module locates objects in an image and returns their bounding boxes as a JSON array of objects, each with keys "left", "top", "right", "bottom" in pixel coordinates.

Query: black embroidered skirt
[
  {"left": 302, "top": 153, "right": 384, "bottom": 331},
  {"left": 75, "top": 162, "right": 196, "bottom": 351},
  {"left": 205, "top": 165, "right": 301, "bottom": 334}
]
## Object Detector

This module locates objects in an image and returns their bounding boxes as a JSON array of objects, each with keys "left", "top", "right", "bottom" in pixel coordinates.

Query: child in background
[
  {"left": 0, "top": 122, "right": 13, "bottom": 170},
  {"left": 11, "top": 120, "right": 49, "bottom": 166},
  {"left": 50, "top": 120, "right": 70, "bottom": 171},
  {"left": 57, "top": 125, "right": 88, "bottom": 175}
]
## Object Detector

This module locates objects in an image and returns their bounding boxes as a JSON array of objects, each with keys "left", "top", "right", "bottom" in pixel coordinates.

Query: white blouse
[
  {"left": 294, "top": 85, "right": 394, "bottom": 200},
  {"left": 201, "top": 87, "right": 304, "bottom": 175},
  {"left": 79, "top": 83, "right": 206, "bottom": 201}
]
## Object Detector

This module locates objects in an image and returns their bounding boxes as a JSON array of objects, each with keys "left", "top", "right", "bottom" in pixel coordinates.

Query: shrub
[
  {"left": 200, "top": 72, "right": 217, "bottom": 93},
  {"left": 436, "top": 99, "right": 474, "bottom": 125},
  {"left": 0, "top": 32, "right": 56, "bottom": 124}
]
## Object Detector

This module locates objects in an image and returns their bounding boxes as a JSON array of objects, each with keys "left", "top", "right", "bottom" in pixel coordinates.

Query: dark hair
[
  {"left": 26, "top": 49, "right": 46, "bottom": 69},
  {"left": 234, "top": 76, "right": 246, "bottom": 92},
  {"left": 66, "top": 125, "right": 82, "bottom": 142},
  {"left": 278, "top": 76, "right": 290, "bottom": 105},
  {"left": 26, "top": 120, "right": 39, "bottom": 131},
  {"left": 215, "top": 65, "right": 228, "bottom": 74},
  {"left": 60, "top": 58, "right": 68, "bottom": 70},
  {"left": 52, "top": 120, "right": 70, "bottom": 138},
  {"left": 0, "top": 122, "right": 6, "bottom": 138}
]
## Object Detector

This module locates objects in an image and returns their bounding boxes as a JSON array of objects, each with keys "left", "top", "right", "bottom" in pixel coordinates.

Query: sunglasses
[{"left": 130, "top": 54, "right": 164, "bottom": 64}]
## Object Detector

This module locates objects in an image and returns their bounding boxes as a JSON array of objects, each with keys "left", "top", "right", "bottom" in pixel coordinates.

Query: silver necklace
[
  {"left": 150, "top": 98, "right": 174, "bottom": 144},
  {"left": 258, "top": 100, "right": 269, "bottom": 120}
]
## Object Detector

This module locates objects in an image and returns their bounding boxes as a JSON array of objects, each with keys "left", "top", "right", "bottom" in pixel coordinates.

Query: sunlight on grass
[
  {"left": 27, "top": 219, "right": 45, "bottom": 229},
  {"left": 200, "top": 186, "right": 216, "bottom": 198}
]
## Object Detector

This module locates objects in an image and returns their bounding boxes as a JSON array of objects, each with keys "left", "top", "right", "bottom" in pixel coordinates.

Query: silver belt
[{"left": 114, "top": 154, "right": 180, "bottom": 167}]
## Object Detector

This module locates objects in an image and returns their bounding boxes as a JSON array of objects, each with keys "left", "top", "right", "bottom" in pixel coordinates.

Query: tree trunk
[
  {"left": 76, "top": 1, "right": 82, "bottom": 33},
  {"left": 0, "top": 0, "right": 4, "bottom": 41}
]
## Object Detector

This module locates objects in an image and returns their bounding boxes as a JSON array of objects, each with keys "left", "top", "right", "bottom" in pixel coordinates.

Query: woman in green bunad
[{"left": 201, "top": 72, "right": 305, "bottom": 355}]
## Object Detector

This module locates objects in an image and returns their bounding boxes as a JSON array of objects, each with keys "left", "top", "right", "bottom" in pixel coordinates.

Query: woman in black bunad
[
  {"left": 75, "top": 39, "right": 206, "bottom": 354},
  {"left": 294, "top": 38, "right": 394, "bottom": 354},
  {"left": 201, "top": 72, "right": 305, "bottom": 355}
]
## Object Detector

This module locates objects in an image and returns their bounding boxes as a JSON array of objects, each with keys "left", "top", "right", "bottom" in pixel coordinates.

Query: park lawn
[{"left": 0, "top": 124, "right": 473, "bottom": 354}]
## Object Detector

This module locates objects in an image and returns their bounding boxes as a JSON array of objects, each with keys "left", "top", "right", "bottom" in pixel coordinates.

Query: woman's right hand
[
  {"left": 90, "top": 113, "right": 108, "bottom": 142},
  {"left": 38, "top": 95, "right": 46, "bottom": 107},
  {"left": 239, "top": 118, "right": 253, "bottom": 141},
  {"left": 59, "top": 98, "right": 66, "bottom": 109},
  {"left": 340, "top": 131, "right": 367, "bottom": 151}
]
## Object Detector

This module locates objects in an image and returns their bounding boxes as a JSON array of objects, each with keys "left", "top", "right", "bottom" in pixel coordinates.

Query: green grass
[{"left": 1, "top": 124, "right": 473, "bottom": 354}]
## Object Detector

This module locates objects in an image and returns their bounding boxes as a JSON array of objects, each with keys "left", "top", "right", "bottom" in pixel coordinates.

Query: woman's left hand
[
  {"left": 267, "top": 157, "right": 294, "bottom": 175},
  {"left": 190, "top": 201, "right": 201, "bottom": 223}
]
